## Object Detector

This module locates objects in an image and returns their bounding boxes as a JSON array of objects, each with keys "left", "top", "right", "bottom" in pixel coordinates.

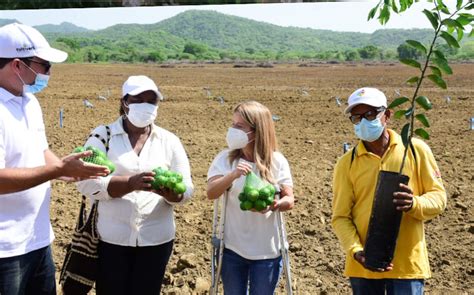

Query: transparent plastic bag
[{"left": 238, "top": 172, "right": 276, "bottom": 211}]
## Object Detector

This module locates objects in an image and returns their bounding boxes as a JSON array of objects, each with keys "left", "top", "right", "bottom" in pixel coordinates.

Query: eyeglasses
[
  {"left": 349, "top": 107, "right": 386, "bottom": 124},
  {"left": 26, "top": 59, "right": 51, "bottom": 73}
]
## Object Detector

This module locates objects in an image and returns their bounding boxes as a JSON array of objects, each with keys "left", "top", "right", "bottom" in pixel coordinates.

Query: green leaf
[
  {"left": 456, "top": 0, "right": 462, "bottom": 10},
  {"left": 456, "top": 15, "right": 471, "bottom": 26},
  {"left": 399, "top": 0, "right": 407, "bottom": 13},
  {"left": 415, "top": 128, "right": 430, "bottom": 140},
  {"left": 388, "top": 96, "right": 410, "bottom": 109},
  {"left": 391, "top": 0, "right": 399, "bottom": 13},
  {"left": 395, "top": 109, "right": 406, "bottom": 119},
  {"left": 433, "top": 50, "right": 447, "bottom": 61},
  {"left": 440, "top": 31, "right": 460, "bottom": 48},
  {"left": 458, "top": 13, "right": 474, "bottom": 22},
  {"left": 456, "top": 28, "right": 464, "bottom": 41},
  {"left": 401, "top": 123, "right": 410, "bottom": 147},
  {"left": 442, "top": 19, "right": 464, "bottom": 30},
  {"left": 378, "top": 5, "right": 391, "bottom": 25},
  {"left": 415, "top": 114, "right": 430, "bottom": 127},
  {"left": 470, "top": 28, "right": 474, "bottom": 38},
  {"left": 406, "top": 40, "right": 427, "bottom": 54},
  {"left": 447, "top": 26, "right": 455, "bottom": 35},
  {"left": 429, "top": 66, "right": 442, "bottom": 77},
  {"left": 400, "top": 58, "right": 421, "bottom": 69},
  {"left": 466, "top": 3, "right": 474, "bottom": 10},
  {"left": 431, "top": 57, "right": 453, "bottom": 75},
  {"left": 368, "top": 3, "right": 380, "bottom": 21},
  {"left": 423, "top": 9, "right": 439, "bottom": 29},
  {"left": 436, "top": 0, "right": 450, "bottom": 14},
  {"left": 406, "top": 76, "right": 419, "bottom": 84},
  {"left": 405, "top": 107, "right": 414, "bottom": 118},
  {"left": 416, "top": 96, "right": 433, "bottom": 110},
  {"left": 427, "top": 74, "right": 447, "bottom": 89}
]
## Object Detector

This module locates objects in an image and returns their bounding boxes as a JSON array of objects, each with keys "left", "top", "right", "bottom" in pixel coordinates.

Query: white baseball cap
[
  {"left": 122, "top": 75, "right": 163, "bottom": 100},
  {"left": 344, "top": 87, "right": 387, "bottom": 114},
  {"left": 0, "top": 23, "right": 67, "bottom": 63}
]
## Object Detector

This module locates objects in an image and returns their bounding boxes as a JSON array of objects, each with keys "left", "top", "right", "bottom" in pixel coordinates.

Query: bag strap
[
  {"left": 78, "top": 125, "right": 111, "bottom": 235},
  {"left": 87, "top": 125, "right": 111, "bottom": 153}
]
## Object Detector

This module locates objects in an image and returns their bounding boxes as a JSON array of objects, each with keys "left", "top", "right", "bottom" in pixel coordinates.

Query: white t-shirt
[
  {"left": 207, "top": 149, "right": 293, "bottom": 260},
  {"left": 77, "top": 117, "right": 193, "bottom": 247},
  {"left": 0, "top": 88, "right": 52, "bottom": 258}
]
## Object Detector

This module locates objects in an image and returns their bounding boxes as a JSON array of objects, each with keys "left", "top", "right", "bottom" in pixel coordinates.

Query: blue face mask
[
  {"left": 17, "top": 62, "right": 50, "bottom": 94},
  {"left": 354, "top": 117, "right": 385, "bottom": 142}
]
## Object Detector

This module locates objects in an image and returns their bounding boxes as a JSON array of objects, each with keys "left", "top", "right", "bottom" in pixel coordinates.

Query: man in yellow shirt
[{"left": 332, "top": 87, "right": 446, "bottom": 294}]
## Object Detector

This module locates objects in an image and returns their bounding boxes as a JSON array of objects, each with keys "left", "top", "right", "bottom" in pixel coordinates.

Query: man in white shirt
[{"left": 0, "top": 23, "right": 109, "bottom": 295}]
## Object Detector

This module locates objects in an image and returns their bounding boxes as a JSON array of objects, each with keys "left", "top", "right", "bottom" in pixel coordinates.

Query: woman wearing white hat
[{"left": 77, "top": 75, "right": 193, "bottom": 294}]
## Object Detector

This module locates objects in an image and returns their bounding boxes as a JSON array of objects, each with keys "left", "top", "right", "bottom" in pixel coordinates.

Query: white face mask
[
  {"left": 125, "top": 102, "right": 158, "bottom": 128},
  {"left": 226, "top": 127, "right": 252, "bottom": 150}
]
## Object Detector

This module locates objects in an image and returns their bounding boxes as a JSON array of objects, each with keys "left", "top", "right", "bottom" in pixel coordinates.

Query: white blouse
[
  {"left": 77, "top": 117, "right": 193, "bottom": 247},
  {"left": 207, "top": 149, "right": 293, "bottom": 260}
]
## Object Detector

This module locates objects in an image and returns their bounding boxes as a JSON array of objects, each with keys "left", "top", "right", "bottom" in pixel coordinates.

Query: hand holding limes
[
  {"left": 73, "top": 146, "right": 115, "bottom": 174},
  {"left": 150, "top": 167, "right": 187, "bottom": 196},
  {"left": 232, "top": 162, "right": 253, "bottom": 179}
]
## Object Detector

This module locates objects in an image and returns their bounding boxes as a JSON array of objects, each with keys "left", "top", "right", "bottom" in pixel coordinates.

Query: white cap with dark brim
[
  {"left": 344, "top": 87, "right": 387, "bottom": 114},
  {"left": 122, "top": 75, "right": 164, "bottom": 101}
]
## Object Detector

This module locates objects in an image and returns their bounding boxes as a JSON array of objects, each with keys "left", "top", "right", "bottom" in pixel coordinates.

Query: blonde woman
[{"left": 207, "top": 101, "right": 295, "bottom": 295}]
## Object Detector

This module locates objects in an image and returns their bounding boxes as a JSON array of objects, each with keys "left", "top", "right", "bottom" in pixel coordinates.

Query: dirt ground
[{"left": 40, "top": 63, "right": 473, "bottom": 294}]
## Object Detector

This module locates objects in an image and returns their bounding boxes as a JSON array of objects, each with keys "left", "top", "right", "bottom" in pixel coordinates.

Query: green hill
[
  {"left": 35, "top": 22, "right": 90, "bottom": 34},
  {"left": 1, "top": 10, "right": 472, "bottom": 62}
]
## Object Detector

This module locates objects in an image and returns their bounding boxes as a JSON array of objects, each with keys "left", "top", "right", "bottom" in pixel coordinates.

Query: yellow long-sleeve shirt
[{"left": 332, "top": 129, "right": 446, "bottom": 279}]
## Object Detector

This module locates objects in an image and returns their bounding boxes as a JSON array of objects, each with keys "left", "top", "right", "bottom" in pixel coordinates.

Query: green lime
[
  {"left": 86, "top": 146, "right": 106, "bottom": 159},
  {"left": 241, "top": 200, "right": 253, "bottom": 211},
  {"left": 247, "top": 189, "right": 259, "bottom": 202},
  {"left": 73, "top": 146, "right": 85, "bottom": 153},
  {"left": 163, "top": 170, "right": 174, "bottom": 178},
  {"left": 156, "top": 175, "right": 167, "bottom": 187},
  {"left": 238, "top": 193, "right": 247, "bottom": 202},
  {"left": 243, "top": 185, "right": 254, "bottom": 197},
  {"left": 265, "top": 195, "right": 274, "bottom": 206},
  {"left": 254, "top": 199, "right": 267, "bottom": 211},
  {"left": 104, "top": 160, "right": 116, "bottom": 174},
  {"left": 258, "top": 187, "right": 271, "bottom": 199},
  {"left": 266, "top": 184, "right": 276, "bottom": 196},
  {"left": 151, "top": 178, "right": 161, "bottom": 190},
  {"left": 174, "top": 172, "right": 183, "bottom": 183},
  {"left": 166, "top": 177, "right": 177, "bottom": 189},
  {"left": 153, "top": 167, "right": 166, "bottom": 176},
  {"left": 173, "top": 182, "right": 186, "bottom": 194},
  {"left": 240, "top": 202, "right": 247, "bottom": 211}
]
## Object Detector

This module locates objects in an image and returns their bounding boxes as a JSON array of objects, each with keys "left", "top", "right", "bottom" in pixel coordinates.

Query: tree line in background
[{"left": 52, "top": 36, "right": 474, "bottom": 63}]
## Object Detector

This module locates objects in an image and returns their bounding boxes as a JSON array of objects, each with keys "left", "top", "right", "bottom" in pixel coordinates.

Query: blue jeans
[
  {"left": 221, "top": 248, "right": 282, "bottom": 295},
  {"left": 350, "top": 277, "right": 424, "bottom": 295},
  {"left": 0, "top": 245, "right": 56, "bottom": 295}
]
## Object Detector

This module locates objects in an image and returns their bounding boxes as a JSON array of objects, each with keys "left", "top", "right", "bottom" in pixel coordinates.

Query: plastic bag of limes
[
  {"left": 150, "top": 167, "right": 187, "bottom": 195},
  {"left": 239, "top": 172, "right": 276, "bottom": 211},
  {"left": 73, "top": 146, "right": 116, "bottom": 174}
]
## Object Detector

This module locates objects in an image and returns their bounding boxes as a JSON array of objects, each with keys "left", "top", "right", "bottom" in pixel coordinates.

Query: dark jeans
[
  {"left": 96, "top": 240, "right": 174, "bottom": 295},
  {"left": 0, "top": 245, "right": 56, "bottom": 295},
  {"left": 350, "top": 277, "right": 424, "bottom": 295},
  {"left": 221, "top": 248, "right": 282, "bottom": 295}
]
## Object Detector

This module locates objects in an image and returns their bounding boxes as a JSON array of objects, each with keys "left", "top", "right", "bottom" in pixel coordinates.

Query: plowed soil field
[{"left": 40, "top": 63, "right": 473, "bottom": 294}]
